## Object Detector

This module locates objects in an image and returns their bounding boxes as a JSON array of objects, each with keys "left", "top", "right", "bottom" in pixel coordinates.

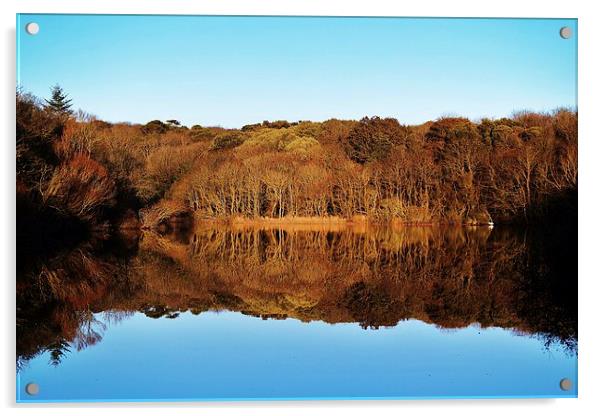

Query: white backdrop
[{"left": 2, "top": 1, "right": 601, "bottom": 415}]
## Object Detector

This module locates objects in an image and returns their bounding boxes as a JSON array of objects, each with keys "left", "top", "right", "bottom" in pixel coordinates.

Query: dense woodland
[{"left": 17, "top": 86, "right": 577, "bottom": 246}]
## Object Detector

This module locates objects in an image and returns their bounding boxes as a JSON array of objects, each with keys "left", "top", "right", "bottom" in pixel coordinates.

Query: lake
[{"left": 16, "top": 223, "right": 577, "bottom": 401}]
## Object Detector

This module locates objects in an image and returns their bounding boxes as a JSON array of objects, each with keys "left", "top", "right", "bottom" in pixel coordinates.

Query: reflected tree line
[{"left": 17, "top": 218, "right": 577, "bottom": 369}]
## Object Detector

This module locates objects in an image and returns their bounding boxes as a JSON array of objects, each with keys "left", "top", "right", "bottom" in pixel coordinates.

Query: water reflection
[{"left": 17, "top": 223, "right": 577, "bottom": 374}]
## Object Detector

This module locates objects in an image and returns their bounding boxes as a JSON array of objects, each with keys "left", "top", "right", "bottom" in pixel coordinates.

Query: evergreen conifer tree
[{"left": 45, "top": 84, "right": 73, "bottom": 115}]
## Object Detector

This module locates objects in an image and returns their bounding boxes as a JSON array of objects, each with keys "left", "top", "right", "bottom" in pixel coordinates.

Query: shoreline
[{"left": 191, "top": 215, "right": 494, "bottom": 230}]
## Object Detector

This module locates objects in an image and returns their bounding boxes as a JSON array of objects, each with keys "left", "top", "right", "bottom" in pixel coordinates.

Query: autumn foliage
[
  {"left": 43, "top": 155, "right": 116, "bottom": 221},
  {"left": 17, "top": 89, "right": 577, "bottom": 235}
]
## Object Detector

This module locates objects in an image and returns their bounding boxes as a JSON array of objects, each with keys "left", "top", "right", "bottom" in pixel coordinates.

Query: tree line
[
  {"left": 158, "top": 109, "right": 577, "bottom": 227},
  {"left": 17, "top": 85, "right": 577, "bottom": 245}
]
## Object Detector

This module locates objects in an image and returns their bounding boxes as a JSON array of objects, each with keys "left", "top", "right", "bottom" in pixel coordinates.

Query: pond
[{"left": 16, "top": 224, "right": 577, "bottom": 401}]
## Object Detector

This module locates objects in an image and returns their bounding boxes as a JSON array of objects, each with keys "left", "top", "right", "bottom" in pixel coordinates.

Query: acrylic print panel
[{"left": 16, "top": 14, "right": 578, "bottom": 402}]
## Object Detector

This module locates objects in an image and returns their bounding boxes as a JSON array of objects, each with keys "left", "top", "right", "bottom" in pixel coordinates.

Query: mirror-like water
[{"left": 16, "top": 224, "right": 577, "bottom": 401}]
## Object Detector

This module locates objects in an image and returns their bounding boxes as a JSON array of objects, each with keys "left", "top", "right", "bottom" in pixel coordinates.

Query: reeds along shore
[{"left": 17, "top": 89, "right": 577, "bottom": 240}]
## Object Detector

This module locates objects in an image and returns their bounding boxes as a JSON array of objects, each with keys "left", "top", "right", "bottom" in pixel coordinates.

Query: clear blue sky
[{"left": 17, "top": 15, "right": 577, "bottom": 128}]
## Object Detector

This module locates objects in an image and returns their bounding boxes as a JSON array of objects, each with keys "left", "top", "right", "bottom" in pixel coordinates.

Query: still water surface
[{"left": 16, "top": 224, "right": 577, "bottom": 401}]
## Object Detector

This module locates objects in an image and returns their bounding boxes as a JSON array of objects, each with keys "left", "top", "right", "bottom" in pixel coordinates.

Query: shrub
[
  {"left": 210, "top": 131, "right": 246, "bottom": 151},
  {"left": 141, "top": 120, "right": 168, "bottom": 135},
  {"left": 241, "top": 123, "right": 262, "bottom": 132},
  {"left": 43, "top": 155, "right": 116, "bottom": 221},
  {"left": 54, "top": 119, "right": 100, "bottom": 159},
  {"left": 292, "top": 121, "right": 323, "bottom": 138},
  {"left": 262, "top": 120, "right": 293, "bottom": 129},
  {"left": 190, "top": 126, "right": 223, "bottom": 142},
  {"left": 283, "top": 136, "right": 320, "bottom": 155}
]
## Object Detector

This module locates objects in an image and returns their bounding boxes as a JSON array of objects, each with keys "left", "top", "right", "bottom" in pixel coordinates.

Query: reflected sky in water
[{"left": 18, "top": 310, "right": 576, "bottom": 401}]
